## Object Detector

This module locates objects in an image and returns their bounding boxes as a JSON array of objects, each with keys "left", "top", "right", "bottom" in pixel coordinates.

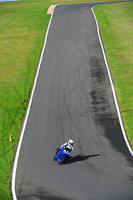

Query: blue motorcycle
[{"left": 53, "top": 146, "right": 71, "bottom": 165}]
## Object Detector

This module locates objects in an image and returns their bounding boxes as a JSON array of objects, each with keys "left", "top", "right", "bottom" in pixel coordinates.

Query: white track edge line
[
  {"left": 11, "top": 5, "right": 57, "bottom": 200},
  {"left": 91, "top": 6, "right": 133, "bottom": 156}
]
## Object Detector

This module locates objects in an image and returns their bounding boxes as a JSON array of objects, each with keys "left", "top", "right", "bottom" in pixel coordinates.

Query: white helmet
[{"left": 68, "top": 139, "right": 73, "bottom": 146}]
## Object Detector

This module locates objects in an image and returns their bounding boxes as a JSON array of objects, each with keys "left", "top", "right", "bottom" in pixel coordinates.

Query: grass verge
[
  {"left": 0, "top": 0, "right": 132, "bottom": 199},
  {"left": 93, "top": 1, "right": 133, "bottom": 148},
  {"left": 0, "top": 1, "right": 51, "bottom": 199}
]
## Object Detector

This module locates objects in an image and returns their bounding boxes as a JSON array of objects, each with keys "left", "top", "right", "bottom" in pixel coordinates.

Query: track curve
[{"left": 14, "top": 3, "right": 133, "bottom": 200}]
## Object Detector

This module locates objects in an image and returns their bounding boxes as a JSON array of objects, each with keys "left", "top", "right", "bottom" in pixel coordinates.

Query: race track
[{"left": 14, "top": 3, "right": 133, "bottom": 200}]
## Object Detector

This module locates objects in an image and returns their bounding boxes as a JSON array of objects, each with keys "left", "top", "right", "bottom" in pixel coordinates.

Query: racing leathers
[{"left": 56, "top": 142, "right": 74, "bottom": 155}]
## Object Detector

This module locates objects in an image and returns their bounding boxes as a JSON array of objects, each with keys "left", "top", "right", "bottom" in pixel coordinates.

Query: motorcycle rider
[{"left": 55, "top": 139, "right": 74, "bottom": 155}]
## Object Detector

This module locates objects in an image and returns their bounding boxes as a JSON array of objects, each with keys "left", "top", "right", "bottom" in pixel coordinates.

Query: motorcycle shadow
[{"left": 64, "top": 154, "right": 100, "bottom": 164}]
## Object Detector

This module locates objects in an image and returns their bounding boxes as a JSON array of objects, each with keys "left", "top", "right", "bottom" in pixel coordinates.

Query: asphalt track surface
[{"left": 15, "top": 2, "right": 133, "bottom": 200}]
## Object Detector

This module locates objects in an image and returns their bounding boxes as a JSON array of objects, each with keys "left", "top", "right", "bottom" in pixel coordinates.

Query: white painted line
[
  {"left": 91, "top": 6, "right": 133, "bottom": 156},
  {"left": 11, "top": 5, "right": 57, "bottom": 200}
]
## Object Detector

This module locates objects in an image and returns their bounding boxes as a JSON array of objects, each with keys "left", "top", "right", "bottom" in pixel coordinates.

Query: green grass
[
  {"left": 0, "top": 0, "right": 132, "bottom": 199},
  {"left": 93, "top": 1, "right": 133, "bottom": 148},
  {"left": 0, "top": 1, "right": 51, "bottom": 199}
]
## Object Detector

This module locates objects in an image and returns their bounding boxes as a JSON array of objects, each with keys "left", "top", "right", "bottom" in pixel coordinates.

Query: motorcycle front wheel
[
  {"left": 58, "top": 155, "right": 65, "bottom": 165},
  {"left": 53, "top": 155, "right": 56, "bottom": 161}
]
